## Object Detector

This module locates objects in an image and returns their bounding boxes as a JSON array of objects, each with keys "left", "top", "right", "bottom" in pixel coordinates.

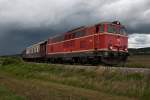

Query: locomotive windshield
[
  {"left": 120, "top": 27, "right": 127, "bottom": 35},
  {"left": 107, "top": 24, "right": 127, "bottom": 35}
]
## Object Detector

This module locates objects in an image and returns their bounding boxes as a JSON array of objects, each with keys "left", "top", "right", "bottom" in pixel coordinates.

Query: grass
[
  {"left": 0, "top": 56, "right": 150, "bottom": 100},
  {"left": 0, "top": 85, "right": 25, "bottom": 100},
  {"left": 0, "top": 75, "right": 132, "bottom": 100},
  {"left": 126, "top": 55, "right": 150, "bottom": 68}
]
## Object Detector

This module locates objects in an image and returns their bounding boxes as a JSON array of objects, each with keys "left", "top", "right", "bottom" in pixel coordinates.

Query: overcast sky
[{"left": 0, "top": 0, "right": 150, "bottom": 55}]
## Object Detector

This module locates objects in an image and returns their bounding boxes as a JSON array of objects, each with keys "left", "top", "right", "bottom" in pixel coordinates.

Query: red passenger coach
[{"left": 46, "top": 21, "right": 128, "bottom": 64}]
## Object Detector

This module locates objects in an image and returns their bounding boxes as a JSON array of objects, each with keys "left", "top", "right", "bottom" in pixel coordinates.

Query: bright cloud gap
[{"left": 129, "top": 33, "right": 150, "bottom": 48}]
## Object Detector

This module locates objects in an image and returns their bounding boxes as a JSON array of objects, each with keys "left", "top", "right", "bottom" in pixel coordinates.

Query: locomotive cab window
[
  {"left": 100, "top": 24, "right": 104, "bottom": 33},
  {"left": 120, "top": 27, "right": 127, "bottom": 35},
  {"left": 107, "top": 24, "right": 127, "bottom": 35},
  {"left": 107, "top": 24, "right": 116, "bottom": 33},
  {"left": 96, "top": 24, "right": 104, "bottom": 33}
]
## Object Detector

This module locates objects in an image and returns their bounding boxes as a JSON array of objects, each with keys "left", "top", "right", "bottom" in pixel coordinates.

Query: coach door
[{"left": 40, "top": 41, "right": 47, "bottom": 57}]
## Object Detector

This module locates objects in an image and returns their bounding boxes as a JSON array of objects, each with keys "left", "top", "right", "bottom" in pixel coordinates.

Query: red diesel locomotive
[{"left": 22, "top": 21, "right": 128, "bottom": 65}]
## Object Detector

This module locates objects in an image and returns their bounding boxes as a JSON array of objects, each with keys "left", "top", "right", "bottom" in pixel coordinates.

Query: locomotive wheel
[
  {"left": 91, "top": 57, "right": 99, "bottom": 65},
  {"left": 101, "top": 57, "right": 120, "bottom": 65}
]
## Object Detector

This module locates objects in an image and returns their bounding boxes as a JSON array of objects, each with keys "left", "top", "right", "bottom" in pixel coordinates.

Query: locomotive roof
[
  {"left": 26, "top": 40, "right": 47, "bottom": 49},
  {"left": 95, "top": 21, "right": 122, "bottom": 26},
  {"left": 48, "top": 21, "right": 123, "bottom": 40},
  {"left": 67, "top": 26, "right": 85, "bottom": 32}
]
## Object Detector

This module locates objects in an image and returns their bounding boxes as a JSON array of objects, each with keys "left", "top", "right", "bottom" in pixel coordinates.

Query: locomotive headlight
[
  {"left": 108, "top": 45, "right": 113, "bottom": 50},
  {"left": 109, "top": 46, "right": 113, "bottom": 50},
  {"left": 125, "top": 48, "right": 128, "bottom": 51},
  {"left": 123, "top": 45, "right": 127, "bottom": 51}
]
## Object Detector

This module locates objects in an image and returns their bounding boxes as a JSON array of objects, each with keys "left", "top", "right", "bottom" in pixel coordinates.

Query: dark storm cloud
[{"left": 0, "top": 0, "right": 150, "bottom": 55}]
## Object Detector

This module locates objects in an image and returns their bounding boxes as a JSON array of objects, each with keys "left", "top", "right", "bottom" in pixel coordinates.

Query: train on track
[{"left": 22, "top": 21, "right": 128, "bottom": 65}]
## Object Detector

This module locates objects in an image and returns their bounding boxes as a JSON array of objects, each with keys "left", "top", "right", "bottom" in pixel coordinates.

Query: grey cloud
[{"left": 0, "top": 0, "right": 150, "bottom": 55}]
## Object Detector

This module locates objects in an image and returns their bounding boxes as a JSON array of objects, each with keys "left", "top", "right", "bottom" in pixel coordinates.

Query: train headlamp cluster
[
  {"left": 112, "top": 21, "right": 121, "bottom": 25},
  {"left": 109, "top": 46, "right": 113, "bottom": 50}
]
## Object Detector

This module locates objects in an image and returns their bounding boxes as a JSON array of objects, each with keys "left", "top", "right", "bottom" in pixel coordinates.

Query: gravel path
[
  {"left": 97, "top": 66, "right": 150, "bottom": 75},
  {"left": 52, "top": 64, "right": 150, "bottom": 75}
]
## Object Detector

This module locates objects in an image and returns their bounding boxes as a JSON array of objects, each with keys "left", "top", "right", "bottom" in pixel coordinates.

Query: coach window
[
  {"left": 51, "top": 38, "right": 55, "bottom": 43},
  {"left": 75, "top": 30, "right": 85, "bottom": 38},
  {"left": 68, "top": 34, "right": 72, "bottom": 39},
  {"left": 71, "top": 33, "right": 75, "bottom": 39},
  {"left": 65, "top": 34, "right": 72, "bottom": 40},
  {"left": 64, "top": 35, "right": 68, "bottom": 40},
  {"left": 58, "top": 35, "right": 64, "bottom": 42}
]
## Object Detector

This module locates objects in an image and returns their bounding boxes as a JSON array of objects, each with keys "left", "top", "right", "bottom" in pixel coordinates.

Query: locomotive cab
[
  {"left": 107, "top": 21, "right": 127, "bottom": 35},
  {"left": 95, "top": 21, "right": 128, "bottom": 65},
  {"left": 106, "top": 21, "right": 128, "bottom": 52}
]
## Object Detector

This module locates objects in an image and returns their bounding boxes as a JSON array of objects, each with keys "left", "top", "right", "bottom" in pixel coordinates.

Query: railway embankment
[{"left": 0, "top": 57, "right": 150, "bottom": 99}]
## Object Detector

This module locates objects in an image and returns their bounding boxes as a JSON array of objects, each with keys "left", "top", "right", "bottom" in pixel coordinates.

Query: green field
[
  {"left": 0, "top": 85, "right": 25, "bottom": 100},
  {"left": 0, "top": 56, "right": 150, "bottom": 100},
  {"left": 126, "top": 55, "right": 150, "bottom": 68}
]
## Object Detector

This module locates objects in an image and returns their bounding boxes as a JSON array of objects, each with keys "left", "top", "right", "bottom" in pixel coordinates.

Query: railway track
[{"left": 49, "top": 63, "right": 150, "bottom": 75}]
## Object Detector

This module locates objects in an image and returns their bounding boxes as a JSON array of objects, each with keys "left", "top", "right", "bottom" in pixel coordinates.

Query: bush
[{"left": 1, "top": 57, "right": 22, "bottom": 66}]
